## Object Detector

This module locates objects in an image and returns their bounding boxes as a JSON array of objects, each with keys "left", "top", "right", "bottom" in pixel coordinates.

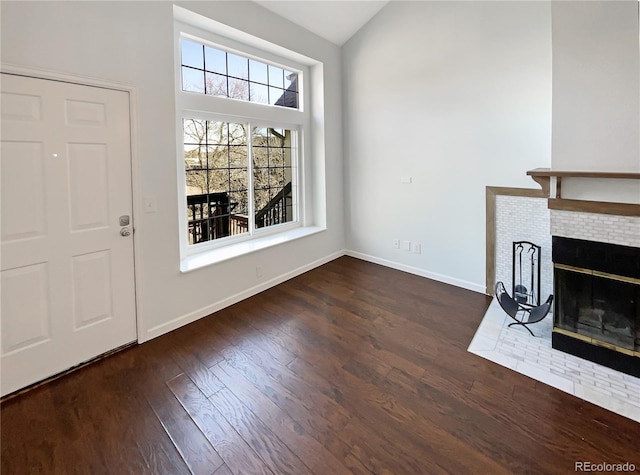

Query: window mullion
[{"left": 246, "top": 123, "right": 255, "bottom": 236}]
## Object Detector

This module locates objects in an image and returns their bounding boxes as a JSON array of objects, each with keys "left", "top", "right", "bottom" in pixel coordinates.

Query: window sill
[{"left": 180, "top": 226, "right": 325, "bottom": 273}]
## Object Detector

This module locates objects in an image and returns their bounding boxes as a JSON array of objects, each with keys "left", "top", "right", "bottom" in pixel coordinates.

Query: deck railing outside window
[{"left": 187, "top": 182, "right": 292, "bottom": 245}]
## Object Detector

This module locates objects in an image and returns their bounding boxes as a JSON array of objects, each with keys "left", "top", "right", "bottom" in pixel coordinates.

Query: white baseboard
[
  {"left": 141, "top": 250, "right": 346, "bottom": 342},
  {"left": 345, "top": 250, "right": 486, "bottom": 294}
]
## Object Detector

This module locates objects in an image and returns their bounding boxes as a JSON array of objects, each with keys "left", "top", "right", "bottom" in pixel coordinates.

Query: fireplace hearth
[{"left": 552, "top": 236, "right": 640, "bottom": 377}]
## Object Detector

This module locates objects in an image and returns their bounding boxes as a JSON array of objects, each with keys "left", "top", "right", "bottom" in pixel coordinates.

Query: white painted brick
[
  {"left": 628, "top": 394, "right": 640, "bottom": 404},
  {"left": 576, "top": 371, "right": 601, "bottom": 385},
  {"left": 625, "top": 382, "right": 640, "bottom": 394},
  {"left": 550, "top": 359, "right": 568, "bottom": 370},
  {"left": 607, "top": 385, "right": 632, "bottom": 399},
  {"left": 609, "top": 381, "right": 629, "bottom": 392},
  {"left": 525, "top": 350, "right": 540, "bottom": 360},
  {"left": 564, "top": 359, "right": 589, "bottom": 371},
  {"left": 590, "top": 385, "right": 614, "bottom": 397},
  {"left": 551, "top": 210, "right": 640, "bottom": 247},
  {"left": 592, "top": 364, "right": 618, "bottom": 379},
  {"left": 495, "top": 195, "right": 553, "bottom": 302}
]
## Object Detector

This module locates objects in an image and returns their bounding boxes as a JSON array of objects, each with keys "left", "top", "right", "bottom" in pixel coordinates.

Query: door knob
[{"left": 120, "top": 227, "right": 131, "bottom": 237}]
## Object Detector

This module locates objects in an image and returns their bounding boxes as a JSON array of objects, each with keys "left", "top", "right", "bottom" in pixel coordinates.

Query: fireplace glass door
[{"left": 554, "top": 266, "right": 639, "bottom": 352}]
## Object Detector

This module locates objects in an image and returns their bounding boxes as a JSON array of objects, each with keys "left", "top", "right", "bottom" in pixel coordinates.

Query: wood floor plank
[
  {"left": 167, "top": 373, "right": 274, "bottom": 475},
  {"left": 212, "top": 464, "right": 234, "bottom": 475},
  {"left": 219, "top": 345, "right": 353, "bottom": 450},
  {"left": 50, "top": 350, "right": 190, "bottom": 475},
  {"left": 168, "top": 328, "right": 226, "bottom": 397},
  {"left": 209, "top": 359, "right": 354, "bottom": 475},
  {"left": 215, "top": 310, "right": 297, "bottom": 368},
  {"left": 128, "top": 331, "right": 226, "bottom": 474},
  {"left": 340, "top": 420, "right": 436, "bottom": 475},
  {"left": 352, "top": 346, "right": 569, "bottom": 473},
  {"left": 208, "top": 387, "right": 313, "bottom": 475},
  {"left": 1, "top": 385, "right": 104, "bottom": 475},
  {"left": 346, "top": 355, "right": 555, "bottom": 473},
  {"left": 147, "top": 385, "right": 225, "bottom": 475},
  {"left": 3, "top": 256, "right": 639, "bottom": 474},
  {"left": 223, "top": 336, "right": 353, "bottom": 431},
  {"left": 179, "top": 316, "right": 233, "bottom": 368},
  {"left": 93, "top": 350, "right": 193, "bottom": 475},
  {"left": 127, "top": 345, "right": 225, "bottom": 475},
  {"left": 288, "top": 355, "right": 514, "bottom": 474}
]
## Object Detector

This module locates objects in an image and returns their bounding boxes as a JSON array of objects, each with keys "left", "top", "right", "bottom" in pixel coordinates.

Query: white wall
[
  {"left": 551, "top": 1, "right": 640, "bottom": 172},
  {"left": 1, "top": 1, "right": 345, "bottom": 340},
  {"left": 342, "top": 1, "right": 552, "bottom": 292},
  {"left": 551, "top": 1, "right": 640, "bottom": 204}
]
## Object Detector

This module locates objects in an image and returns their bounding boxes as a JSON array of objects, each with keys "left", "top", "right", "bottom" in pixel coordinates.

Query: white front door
[{"left": 1, "top": 73, "right": 137, "bottom": 396}]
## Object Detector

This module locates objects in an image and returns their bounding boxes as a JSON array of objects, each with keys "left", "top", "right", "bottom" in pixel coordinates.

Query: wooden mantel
[{"left": 527, "top": 168, "right": 640, "bottom": 217}]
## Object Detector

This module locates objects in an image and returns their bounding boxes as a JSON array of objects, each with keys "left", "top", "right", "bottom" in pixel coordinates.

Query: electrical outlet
[
  {"left": 393, "top": 238, "right": 400, "bottom": 249},
  {"left": 402, "top": 240, "right": 411, "bottom": 251},
  {"left": 413, "top": 242, "right": 422, "bottom": 254}
]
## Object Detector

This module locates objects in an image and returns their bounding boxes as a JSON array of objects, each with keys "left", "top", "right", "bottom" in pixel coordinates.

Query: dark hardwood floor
[{"left": 2, "top": 256, "right": 638, "bottom": 474}]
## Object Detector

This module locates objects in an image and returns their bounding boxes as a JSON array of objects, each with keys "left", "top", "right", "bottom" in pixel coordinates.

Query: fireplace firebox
[{"left": 552, "top": 237, "right": 640, "bottom": 377}]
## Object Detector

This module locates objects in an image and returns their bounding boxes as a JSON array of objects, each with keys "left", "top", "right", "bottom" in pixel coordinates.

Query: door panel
[
  {"left": 1, "top": 141, "right": 47, "bottom": 241},
  {"left": 67, "top": 143, "right": 109, "bottom": 231},
  {"left": 65, "top": 99, "right": 106, "bottom": 127},
  {"left": 72, "top": 250, "right": 113, "bottom": 329},
  {"left": 1, "top": 74, "right": 137, "bottom": 396},
  {"left": 0, "top": 91, "right": 42, "bottom": 122},
  {"left": 1, "top": 263, "right": 51, "bottom": 354}
]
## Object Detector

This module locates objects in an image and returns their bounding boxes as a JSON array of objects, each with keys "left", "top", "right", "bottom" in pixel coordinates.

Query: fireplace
[
  {"left": 552, "top": 236, "right": 640, "bottom": 377},
  {"left": 523, "top": 169, "right": 640, "bottom": 376}
]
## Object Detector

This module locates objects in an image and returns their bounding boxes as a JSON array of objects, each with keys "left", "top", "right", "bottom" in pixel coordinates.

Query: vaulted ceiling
[{"left": 255, "top": 1, "right": 390, "bottom": 46}]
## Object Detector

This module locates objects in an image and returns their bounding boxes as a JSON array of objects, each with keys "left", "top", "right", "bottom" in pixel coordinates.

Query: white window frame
[{"left": 174, "top": 16, "right": 315, "bottom": 266}]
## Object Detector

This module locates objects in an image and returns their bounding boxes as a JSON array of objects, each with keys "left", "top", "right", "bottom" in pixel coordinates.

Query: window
[
  {"left": 174, "top": 20, "right": 313, "bottom": 259},
  {"left": 180, "top": 39, "right": 299, "bottom": 109},
  {"left": 183, "top": 119, "right": 297, "bottom": 245}
]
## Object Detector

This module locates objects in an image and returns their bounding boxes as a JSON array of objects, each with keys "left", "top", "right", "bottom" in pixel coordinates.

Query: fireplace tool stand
[{"left": 512, "top": 241, "right": 541, "bottom": 307}]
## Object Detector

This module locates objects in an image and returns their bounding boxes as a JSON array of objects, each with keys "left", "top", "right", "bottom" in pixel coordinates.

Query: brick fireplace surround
[
  {"left": 524, "top": 169, "right": 640, "bottom": 375},
  {"left": 550, "top": 210, "right": 640, "bottom": 376},
  {"left": 527, "top": 169, "right": 640, "bottom": 377},
  {"left": 551, "top": 210, "right": 640, "bottom": 249}
]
